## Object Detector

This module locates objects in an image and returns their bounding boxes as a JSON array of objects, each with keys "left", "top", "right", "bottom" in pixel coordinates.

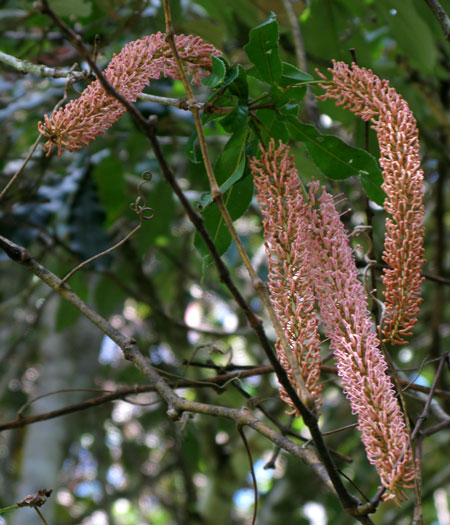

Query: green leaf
[
  {"left": 199, "top": 155, "right": 246, "bottom": 209},
  {"left": 49, "top": 0, "right": 91, "bottom": 17},
  {"left": 221, "top": 62, "right": 240, "bottom": 88},
  {"left": 280, "top": 62, "right": 313, "bottom": 86},
  {"left": 256, "top": 109, "right": 290, "bottom": 142},
  {"left": 215, "top": 126, "right": 249, "bottom": 186},
  {"left": 202, "top": 56, "right": 227, "bottom": 87},
  {"left": 281, "top": 86, "right": 306, "bottom": 104},
  {"left": 194, "top": 126, "right": 252, "bottom": 258},
  {"left": 269, "top": 84, "right": 306, "bottom": 107},
  {"left": 360, "top": 174, "right": 386, "bottom": 206},
  {"left": 287, "top": 116, "right": 385, "bottom": 205},
  {"left": 185, "top": 131, "right": 202, "bottom": 164},
  {"left": 219, "top": 101, "right": 248, "bottom": 132},
  {"left": 246, "top": 65, "right": 263, "bottom": 82},
  {"left": 244, "top": 12, "right": 282, "bottom": 85},
  {"left": 228, "top": 65, "right": 249, "bottom": 100}
]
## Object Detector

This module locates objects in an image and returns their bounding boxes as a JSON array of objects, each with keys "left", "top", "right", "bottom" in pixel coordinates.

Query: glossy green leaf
[
  {"left": 185, "top": 131, "right": 202, "bottom": 164},
  {"left": 287, "top": 116, "right": 385, "bottom": 205},
  {"left": 222, "top": 63, "right": 240, "bottom": 88},
  {"left": 220, "top": 102, "right": 248, "bottom": 132},
  {"left": 256, "top": 109, "right": 290, "bottom": 142},
  {"left": 228, "top": 65, "right": 248, "bottom": 100},
  {"left": 244, "top": 12, "right": 282, "bottom": 85},
  {"left": 269, "top": 84, "right": 306, "bottom": 107},
  {"left": 280, "top": 62, "right": 313, "bottom": 86},
  {"left": 202, "top": 56, "right": 227, "bottom": 87},
  {"left": 198, "top": 155, "right": 246, "bottom": 209},
  {"left": 194, "top": 126, "right": 251, "bottom": 257},
  {"left": 360, "top": 174, "right": 386, "bottom": 206}
]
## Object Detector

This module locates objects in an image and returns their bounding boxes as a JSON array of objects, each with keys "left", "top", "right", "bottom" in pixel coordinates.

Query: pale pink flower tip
[
  {"left": 249, "top": 139, "right": 322, "bottom": 414},
  {"left": 317, "top": 60, "right": 425, "bottom": 346},
  {"left": 38, "top": 33, "right": 220, "bottom": 156}
]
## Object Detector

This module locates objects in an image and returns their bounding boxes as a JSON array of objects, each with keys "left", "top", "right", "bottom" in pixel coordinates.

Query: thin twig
[
  {"left": 423, "top": 0, "right": 450, "bottom": 41},
  {"left": 231, "top": 381, "right": 353, "bottom": 464},
  {"left": 238, "top": 426, "right": 258, "bottom": 525},
  {"left": 371, "top": 262, "right": 450, "bottom": 286},
  {"left": 338, "top": 469, "right": 370, "bottom": 503},
  {"left": 412, "top": 437, "right": 424, "bottom": 525},
  {"left": 349, "top": 48, "right": 380, "bottom": 324},
  {"left": 139, "top": 92, "right": 231, "bottom": 113},
  {"left": 34, "top": 507, "right": 48, "bottom": 525},
  {"left": 59, "top": 172, "right": 154, "bottom": 285},
  {"left": 411, "top": 354, "right": 448, "bottom": 440},
  {"left": 0, "top": 134, "right": 42, "bottom": 202},
  {"left": 421, "top": 418, "right": 450, "bottom": 437},
  {"left": 16, "top": 388, "right": 112, "bottom": 419},
  {"left": 183, "top": 361, "right": 450, "bottom": 401}
]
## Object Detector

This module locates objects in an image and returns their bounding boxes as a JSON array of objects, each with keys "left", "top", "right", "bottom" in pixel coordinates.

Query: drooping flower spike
[
  {"left": 303, "top": 182, "right": 415, "bottom": 502},
  {"left": 317, "top": 61, "right": 425, "bottom": 346},
  {"left": 250, "top": 140, "right": 415, "bottom": 502},
  {"left": 38, "top": 33, "right": 220, "bottom": 156},
  {"left": 250, "top": 140, "right": 322, "bottom": 414}
]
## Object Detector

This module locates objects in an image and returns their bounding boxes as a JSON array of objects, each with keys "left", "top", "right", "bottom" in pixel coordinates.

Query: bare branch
[
  {"left": 238, "top": 426, "right": 258, "bottom": 525},
  {"left": 0, "top": 235, "right": 337, "bottom": 495},
  {"left": 423, "top": 0, "right": 450, "bottom": 41},
  {"left": 411, "top": 354, "right": 448, "bottom": 440},
  {"left": 0, "top": 50, "right": 89, "bottom": 80}
]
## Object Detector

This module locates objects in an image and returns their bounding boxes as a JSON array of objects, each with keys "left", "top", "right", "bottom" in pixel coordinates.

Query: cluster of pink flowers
[
  {"left": 250, "top": 139, "right": 415, "bottom": 502},
  {"left": 317, "top": 61, "right": 425, "bottom": 346},
  {"left": 249, "top": 141, "right": 322, "bottom": 413},
  {"left": 303, "top": 182, "right": 415, "bottom": 502},
  {"left": 38, "top": 33, "right": 220, "bottom": 156}
]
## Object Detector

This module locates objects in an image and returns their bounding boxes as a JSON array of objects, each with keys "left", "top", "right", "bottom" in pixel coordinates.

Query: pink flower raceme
[
  {"left": 303, "top": 183, "right": 415, "bottom": 502},
  {"left": 317, "top": 61, "right": 425, "bottom": 346},
  {"left": 250, "top": 140, "right": 322, "bottom": 414},
  {"left": 38, "top": 33, "right": 220, "bottom": 156}
]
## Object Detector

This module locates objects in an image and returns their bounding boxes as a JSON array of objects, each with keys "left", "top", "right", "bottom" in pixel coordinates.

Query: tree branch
[
  {"left": 423, "top": 0, "right": 450, "bottom": 41},
  {"left": 0, "top": 234, "right": 338, "bottom": 495},
  {"left": 0, "top": 50, "right": 90, "bottom": 80}
]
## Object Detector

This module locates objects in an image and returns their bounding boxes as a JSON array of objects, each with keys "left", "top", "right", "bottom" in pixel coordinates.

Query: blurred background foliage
[{"left": 0, "top": 0, "right": 449, "bottom": 524}]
